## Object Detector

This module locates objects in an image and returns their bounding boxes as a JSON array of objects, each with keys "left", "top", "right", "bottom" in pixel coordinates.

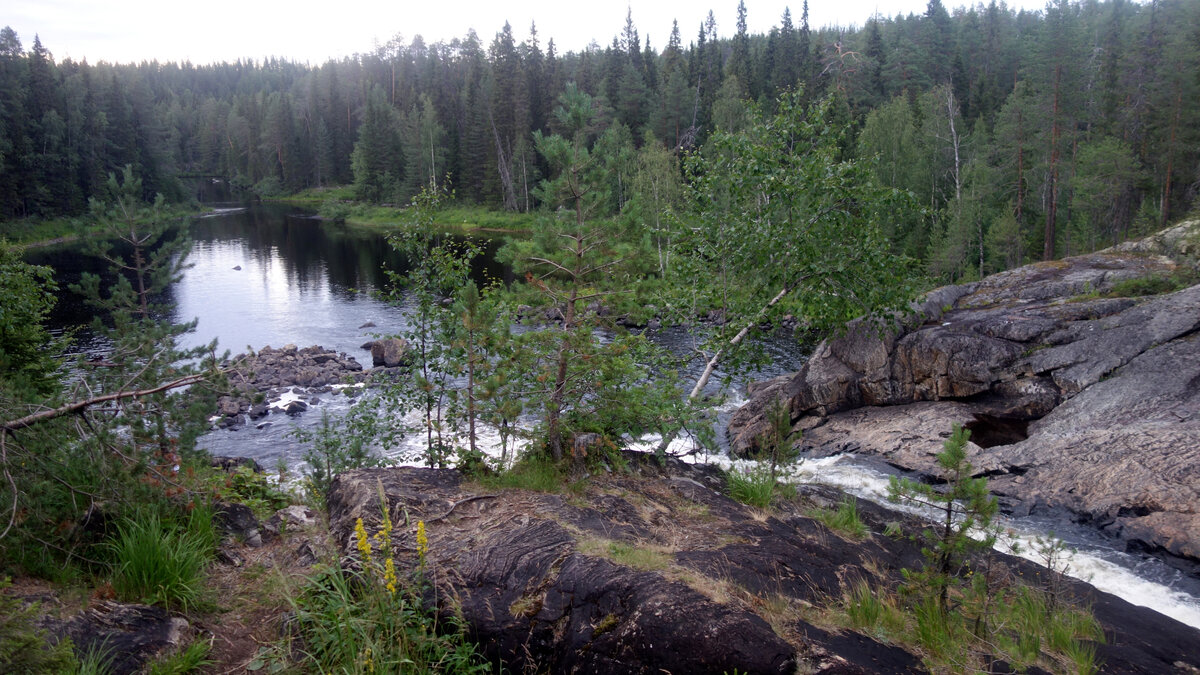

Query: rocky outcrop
[
  {"left": 729, "top": 220, "right": 1200, "bottom": 570},
  {"left": 214, "top": 344, "right": 369, "bottom": 427},
  {"left": 326, "top": 455, "right": 1200, "bottom": 674},
  {"left": 51, "top": 602, "right": 192, "bottom": 674}
]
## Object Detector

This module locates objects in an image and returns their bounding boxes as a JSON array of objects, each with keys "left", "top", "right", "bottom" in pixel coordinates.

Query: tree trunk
[
  {"left": 1043, "top": 65, "right": 1062, "bottom": 261},
  {"left": 655, "top": 280, "right": 801, "bottom": 454}
]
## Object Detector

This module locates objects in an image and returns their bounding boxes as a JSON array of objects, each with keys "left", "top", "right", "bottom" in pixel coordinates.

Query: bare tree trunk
[
  {"left": 2, "top": 373, "right": 210, "bottom": 433},
  {"left": 489, "top": 117, "right": 519, "bottom": 212},
  {"left": 655, "top": 280, "right": 801, "bottom": 454}
]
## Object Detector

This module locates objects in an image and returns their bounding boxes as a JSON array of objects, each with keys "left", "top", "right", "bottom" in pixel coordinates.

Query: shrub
[{"left": 0, "top": 578, "right": 78, "bottom": 673}]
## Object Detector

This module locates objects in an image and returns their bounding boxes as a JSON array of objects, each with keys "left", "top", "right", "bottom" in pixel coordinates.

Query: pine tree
[{"left": 888, "top": 425, "right": 999, "bottom": 615}]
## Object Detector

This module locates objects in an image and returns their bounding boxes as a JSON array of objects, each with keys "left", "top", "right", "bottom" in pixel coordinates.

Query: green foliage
[
  {"left": 810, "top": 498, "right": 869, "bottom": 540},
  {"left": 677, "top": 91, "right": 918, "bottom": 337},
  {"left": 842, "top": 581, "right": 905, "bottom": 636},
  {"left": 72, "top": 645, "right": 114, "bottom": 675},
  {"left": 287, "top": 564, "right": 488, "bottom": 674},
  {"left": 294, "top": 410, "right": 391, "bottom": 502},
  {"left": 725, "top": 464, "right": 779, "bottom": 509},
  {"left": 501, "top": 83, "right": 686, "bottom": 462},
  {"left": 0, "top": 578, "right": 78, "bottom": 673},
  {"left": 0, "top": 242, "right": 61, "bottom": 398},
  {"left": 1104, "top": 270, "right": 1196, "bottom": 298},
  {"left": 287, "top": 500, "right": 488, "bottom": 674},
  {"left": 1, "top": 172, "right": 222, "bottom": 580},
  {"left": 477, "top": 453, "right": 568, "bottom": 494},
  {"left": 351, "top": 86, "right": 405, "bottom": 204},
  {"left": 106, "top": 506, "right": 216, "bottom": 611},
  {"left": 146, "top": 640, "right": 214, "bottom": 675},
  {"left": 753, "top": 397, "right": 800, "bottom": 483},
  {"left": 375, "top": 184, "right": 490, "bottom": 468},
  {"left": 888, "top": 424, "right": 998, "bottom": 615},
  {"left": 215, "top": 466, "right": 293, "bottom": 518}
]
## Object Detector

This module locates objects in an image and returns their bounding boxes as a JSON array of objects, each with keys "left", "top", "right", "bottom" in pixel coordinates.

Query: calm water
[
  {"left": 31, "top": 203, "right": 509, "bottom": 359},
  {"left": 29, "top": 202, "right": 808, "bottom": 464}
]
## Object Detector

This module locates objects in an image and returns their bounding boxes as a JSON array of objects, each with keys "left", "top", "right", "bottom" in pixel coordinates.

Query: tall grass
[
  {"left": 106, "top": 506, "right": 216, "bottom": 611},
  {"left": 477, "top": 453, "right": 567, "bottom": 493},
  {"left": 726, "top": 465, "right": 778, "bottom": 508},
  {"left": 287, "top": 505, "right": 489, "bottom": 674},
  {"left": 810, "top": 498, "right": 869, "bottom": 539}
]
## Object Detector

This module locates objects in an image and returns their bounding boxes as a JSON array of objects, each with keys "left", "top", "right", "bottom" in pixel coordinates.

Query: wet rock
[
  {"left": 215, "top": 345, "right": 369, "bottom": 421},
  {"left": 281, "top": 400, "right": 308, "bottom": 416},
  {"left": 359, "top": 321, "right": 376, "bottom": 329},
  {"left": 209, "top": 455, "right": 264, "bottom": 474}
]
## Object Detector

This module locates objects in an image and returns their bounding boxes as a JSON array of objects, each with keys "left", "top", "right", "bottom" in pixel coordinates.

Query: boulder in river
[
  {"left": 369, "top": 337, "right": 409, "bottom": 368},
  {"left": 729, "top": 219, "right": 1200, "bottom": 572}
]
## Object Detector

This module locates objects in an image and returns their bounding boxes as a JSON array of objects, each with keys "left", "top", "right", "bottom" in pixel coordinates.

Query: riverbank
[
  {"left": 2, "top": 203, "right": 209, "bottom": 248},
  {"left": 274, "top": 185, "right": 534, "bottom": 234}
]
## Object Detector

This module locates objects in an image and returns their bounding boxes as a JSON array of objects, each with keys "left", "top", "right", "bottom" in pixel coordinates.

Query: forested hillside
[{"left": 2, "top": 0, "right": 1197, "bottom": 279}]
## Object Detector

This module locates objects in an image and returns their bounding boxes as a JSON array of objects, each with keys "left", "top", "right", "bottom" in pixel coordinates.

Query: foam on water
[{"left": 795, "top": 455, "right": 1200, "bottom": 629}]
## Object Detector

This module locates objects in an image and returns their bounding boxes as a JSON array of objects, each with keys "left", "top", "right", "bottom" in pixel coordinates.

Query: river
[{"left": 27, "top": 200, "right": 1200, "bottom": 630}]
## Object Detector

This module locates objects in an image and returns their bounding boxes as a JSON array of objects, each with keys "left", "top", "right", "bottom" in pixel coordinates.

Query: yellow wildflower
[
  {"left": 416, "top": 520, "right": 428, "bottom": 564},
  {"left": 354, "top": 517, "right": 372, "bottom": 563},
  {"left": 383, "top": 557, "right": 397, "bottom": 595}
]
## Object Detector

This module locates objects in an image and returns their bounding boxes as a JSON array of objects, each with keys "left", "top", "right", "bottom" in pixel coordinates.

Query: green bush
[
  {"left": 106, "top": 507, "right": 216, "bottom": 611},
  {"left": 0, "top": 578, "right": 78, "bottom": 673}
]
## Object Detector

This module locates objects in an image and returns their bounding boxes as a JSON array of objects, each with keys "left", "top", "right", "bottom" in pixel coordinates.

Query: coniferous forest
[{"left": 2, "top": 0, "right": 1199, "bottom": 280}]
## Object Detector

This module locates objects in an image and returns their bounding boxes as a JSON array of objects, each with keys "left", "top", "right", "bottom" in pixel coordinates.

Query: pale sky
[{"left": 7, "top": 0, "right": 1048, "bottom": 66}]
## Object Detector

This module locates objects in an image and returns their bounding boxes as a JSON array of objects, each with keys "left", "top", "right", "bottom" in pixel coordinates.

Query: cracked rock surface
[{"left": 730, "top": 220, "right": 1200, "bottom": 571}]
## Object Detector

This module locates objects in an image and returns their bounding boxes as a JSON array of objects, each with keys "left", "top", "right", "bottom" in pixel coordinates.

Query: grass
[
  {"left": 576, "top": 536, "right": 672, "bottom": 572},
  {"left": 146, "top": 639, "right": 214, "bottom": 674},
  {"left": 827, "top": 576, "right": 1105, "bottom": 673},
  {"left": 726, "top": 464, "right": 782, "bottom": 509},
  {"left": 1105, "top": 270, "right": 1195, "bottom": 297},
  {"left": 809, "top": 498, "right": 869, "bottom": 539},
  {"left": 476, "top": 453, "right": 569, "bottom": 493},
  {"left": 281, "top": 187, "right": 535, "bottom": 234},
  {"left": 285, "top": 562, "right": 489, "bottom": 674},
  {"left": 106, "top": 507, "right": 217, "bottom": 612}
]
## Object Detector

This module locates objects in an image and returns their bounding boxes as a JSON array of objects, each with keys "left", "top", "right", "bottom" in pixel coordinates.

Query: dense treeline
[{"left": 2, "top": 0, "right": 1198, "bottom": 278}]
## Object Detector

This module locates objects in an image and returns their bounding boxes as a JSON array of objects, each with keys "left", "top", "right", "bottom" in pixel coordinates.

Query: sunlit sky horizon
[{"left": 8, "top": 0, "right": 1050, "bottom": 66}]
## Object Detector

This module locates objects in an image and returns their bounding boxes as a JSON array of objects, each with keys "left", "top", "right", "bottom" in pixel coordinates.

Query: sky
[{"left": 7, "top": 0, "right": 1049, "bottom": 66}]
